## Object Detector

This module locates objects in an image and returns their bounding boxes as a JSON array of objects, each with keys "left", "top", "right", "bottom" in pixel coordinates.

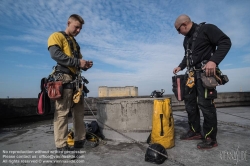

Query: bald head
[
  {"left": 174, "top": 14, "right": 193, "bottom": 35},
  {"left": 175, "top": 14, "right": 191, "bottom": 27}
]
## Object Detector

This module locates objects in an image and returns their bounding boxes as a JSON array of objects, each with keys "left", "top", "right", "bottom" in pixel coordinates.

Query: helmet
[{"left": 145, "top": 143, "right": 168, "bottom": 164}]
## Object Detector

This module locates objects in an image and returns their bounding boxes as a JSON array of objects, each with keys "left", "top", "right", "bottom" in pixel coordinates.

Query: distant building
[{"left": 98, "top": 86, "right": 138, "bottom": 97}]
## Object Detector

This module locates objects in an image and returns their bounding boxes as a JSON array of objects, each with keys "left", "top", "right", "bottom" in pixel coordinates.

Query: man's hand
[
  {"left": 79, "top": 59, "right": 87, "bottom": 68},
  {"left": 202, "top": 61, "right": 216, "bottom": 76},
  {"left": 173, "top": 67, "right": 181, "bottom": 74},
  {"left": 79, "top": 59, "right": 93, "bottom": 70},
  {"left": 85, "top": 60, "right": 93, "bottom": 69}
]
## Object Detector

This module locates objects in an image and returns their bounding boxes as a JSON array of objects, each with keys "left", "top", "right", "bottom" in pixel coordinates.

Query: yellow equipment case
[{"left": 150, "top": 98, "right": 174, "bottom": 149}]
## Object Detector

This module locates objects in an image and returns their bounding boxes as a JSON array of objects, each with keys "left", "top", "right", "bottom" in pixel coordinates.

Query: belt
[
  {"left": 63, "top": 83, "right": 75, "bottom": 89},
  {"left": 55, "top": 65, "right": 77, "bottom": 80},
  {"left": 56, "top": 65, "right": 75, "bottom": 75},
  {"left": 191, "top": 60, "right": 208, "bottom": 70}
]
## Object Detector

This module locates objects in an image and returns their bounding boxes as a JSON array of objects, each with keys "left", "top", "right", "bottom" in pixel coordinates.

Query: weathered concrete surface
[{"left": 0, "top": 106, "right": 249, "bottom": 166}]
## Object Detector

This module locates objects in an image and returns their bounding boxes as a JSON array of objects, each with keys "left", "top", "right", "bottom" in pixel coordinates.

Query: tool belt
[
  {"left": 55, "top": 64, "right": 76, "bottom": 79},
  {"left": 50, "top": 65, "right": 90, "bottom": 102},
  {"left": 47, "top": 66, "right": 78, "bottom": 100},
  {"left": 187, "top": 61, "right": 229, "bottom": 89},
  {"left": 63, "top": 82, "right": 76, "bottom": 89}
]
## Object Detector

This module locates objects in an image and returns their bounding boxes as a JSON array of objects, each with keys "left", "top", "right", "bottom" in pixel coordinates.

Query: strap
[
  {"left": 40, "top": 77, "right": 48, "bottom": 91},
  {"left": 186, "top": 22, "right": 205, "bottom": 51},
  {"left": 63, "top": 82, "right": 76, "bottom": 89},
  {"left": 186, "top": 22, "right": 206, "bottom": 70},
  {"left": 191, "top": 22, "right": 205, "bottom": 51},
  {"left": 55, "top": 64, "right": 75, "bottom": 76},
  {"left": 59, "top": 31, "right": 80, "bottom": 59}
]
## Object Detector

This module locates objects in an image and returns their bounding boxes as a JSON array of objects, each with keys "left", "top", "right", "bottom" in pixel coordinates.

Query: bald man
[{"left": 173, "top": 14, "right": 231, "bottom": 149}]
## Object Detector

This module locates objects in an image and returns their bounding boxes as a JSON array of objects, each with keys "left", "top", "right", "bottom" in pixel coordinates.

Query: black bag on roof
[
  {"left": 145, "top": 143, "right": 168, "bottom": 164},
  {"left": 86, "top": 121, "right": 105, "bottom": 140}
]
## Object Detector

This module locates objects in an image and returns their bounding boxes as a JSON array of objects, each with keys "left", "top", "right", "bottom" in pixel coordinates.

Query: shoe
[
  {"left": 180, "top": 130, "right": 202, "bottom": 140},
  {"left": 74, "top": 139, "right": 86, "bottom": 148},
  {"left": 197, "top": 138, "right": 218, "bottom": 149},
  {"left": 56, "top": 145, "right": 73, "bottom": 155}
]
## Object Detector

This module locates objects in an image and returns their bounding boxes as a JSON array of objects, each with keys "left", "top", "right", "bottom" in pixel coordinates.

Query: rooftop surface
[{"left": 0, "top": 106, "right": 249, "bottom": 166}]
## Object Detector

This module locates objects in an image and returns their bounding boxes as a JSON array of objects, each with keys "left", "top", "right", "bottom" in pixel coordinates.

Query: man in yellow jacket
[{"left": 48, "top": 14, "right": 93, "bottom": 153}]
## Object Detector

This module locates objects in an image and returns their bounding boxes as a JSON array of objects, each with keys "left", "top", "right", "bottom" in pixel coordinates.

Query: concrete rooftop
[{"left": 0, "top": 106, "right": 249, "bottom": 166}]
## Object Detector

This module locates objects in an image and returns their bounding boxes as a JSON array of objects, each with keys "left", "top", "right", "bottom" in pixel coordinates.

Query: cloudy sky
[{"left": 0, "top": 0, "right": 249, "bottom": 98}]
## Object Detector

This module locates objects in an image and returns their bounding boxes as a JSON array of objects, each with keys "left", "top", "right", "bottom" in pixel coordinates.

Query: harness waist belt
[
  {"left": 63, "top": 83, "right": 75, "bottom": 89},
  {"left": 56, "top": 65, "right": 75, "bottom": 76},
  {"left": 192, "top": 60, "right": 208, "bottom": 69}
]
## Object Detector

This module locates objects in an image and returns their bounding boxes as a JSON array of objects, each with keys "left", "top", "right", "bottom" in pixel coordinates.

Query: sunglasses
[{"left": 177, "top": 23, "right": 184, "bottom": 32}]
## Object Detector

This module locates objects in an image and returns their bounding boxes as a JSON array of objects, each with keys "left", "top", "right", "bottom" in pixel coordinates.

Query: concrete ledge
[{"left": 0, "top": 92, "right": 249, "bottom": 120}]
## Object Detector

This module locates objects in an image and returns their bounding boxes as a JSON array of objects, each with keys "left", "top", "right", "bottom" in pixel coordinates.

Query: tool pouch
[
  {"left": 215, "top": 73, "right": 229, "bottom": 85},
  {"left": 200, "top": 73, "right": 218, "bottom": 89},
  {"left": 205, "top": 88, "right": 217, "bottom": 99},
  {"left": 47, "top": 81, "right": 63, "bottom": 100},
  {"left": 172, "top": 74, "right": 186, "bottom": 101},
  {"left": 220, "top": 75, "right": 229, "bottom": 85},
  {"left": 215, "top": 68, "right": 229, "bottom": 85}
]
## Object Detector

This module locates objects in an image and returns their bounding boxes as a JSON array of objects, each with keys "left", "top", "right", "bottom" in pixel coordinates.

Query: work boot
[
  {"left": 197, "top": 137, "right": 218, "bottom": 149},
  {"left": 180, "top": 130, "right": 202, "bottom": 140},
  {"left": 73, "top": 140, "right": 86, "bottom": 159},
  {"left": 57, "top": 145, "right": 71, "bottom": 154},
  {"left": 74, "top": 139, "right": 86, "bottom": 148},
  {"left": 56, "top": 145, "right": 74, "bottom": 159}
]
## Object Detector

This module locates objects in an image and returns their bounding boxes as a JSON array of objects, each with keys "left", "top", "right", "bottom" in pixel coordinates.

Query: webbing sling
[
  {"left": 55, "top": 32, "right": 81, "bottom": 89},
  {"left": 55, "top": 31, "right": 81, "bottom": 75},
  {"left": 186, "top": 22, "right": 206, "bottom": 70},
  {"left": 59, "top": 31, "right": 80, "bottom": 59}
]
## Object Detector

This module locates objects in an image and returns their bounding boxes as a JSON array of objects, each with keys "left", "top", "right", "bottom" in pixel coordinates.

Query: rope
[
  {"left": 84, "top": 99, "right": 186, "bottom": 166},
  {"left": 173, "top": 113, "right": 250, "bottom": 129}
]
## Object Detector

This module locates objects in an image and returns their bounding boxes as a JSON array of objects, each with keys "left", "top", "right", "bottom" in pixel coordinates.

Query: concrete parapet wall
[
  {"left": 0, "top": 92, "right": 249, "bottom": 120},
  {"left": 97, "top": 98, "right": 155, "bottom": 131},
  {"left": 96, "top": 98, "right": 170, "bottom": 142},
  {"left": 0, "top": 98, "right": 96, "bottom": 119}
]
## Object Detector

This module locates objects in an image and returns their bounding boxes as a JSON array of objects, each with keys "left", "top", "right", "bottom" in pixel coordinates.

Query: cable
[
  {"left": 216, "top": 110, "right": 250, "bottom": 121},
  {"left": 173, "top": 113, "right": 250, "bottom": 129},
  {"left": 84, "top": 99, "right": 186, "bottom": 166}
]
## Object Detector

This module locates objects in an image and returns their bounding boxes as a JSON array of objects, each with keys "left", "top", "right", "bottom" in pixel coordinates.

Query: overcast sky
[{"left": 0, "top": 0, "right": 249, "bottom": 98}]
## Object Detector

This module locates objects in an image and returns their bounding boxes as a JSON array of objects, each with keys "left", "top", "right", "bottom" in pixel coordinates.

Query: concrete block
[{"left": 96, "top": 98, "right": 171, "bottom": 142}]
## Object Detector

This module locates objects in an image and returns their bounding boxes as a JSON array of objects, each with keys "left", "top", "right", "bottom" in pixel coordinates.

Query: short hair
[{"left": 69, "top": 14, "right": 84, "bottom": 24}]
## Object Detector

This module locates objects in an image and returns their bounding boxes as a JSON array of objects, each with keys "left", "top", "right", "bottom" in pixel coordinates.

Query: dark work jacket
[{"left": 178, "top": 22, "right": 231, "bottom": 70}]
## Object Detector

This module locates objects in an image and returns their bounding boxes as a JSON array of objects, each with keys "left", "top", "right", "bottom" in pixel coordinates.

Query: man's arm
[
  {"left": 206, "top": 24, "right": 232, "bottom": 65},
  {"left": 178, "top": 56, "right": 187, "bottom": 70},
  {"left": 49, "top": 45, "right": 80, "bottom": 67},
  {"left": 202, "top": 24, "right": 231, "bottom": 76}
]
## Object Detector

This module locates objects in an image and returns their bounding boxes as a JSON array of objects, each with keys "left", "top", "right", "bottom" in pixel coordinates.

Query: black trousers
[{"left": 184, "top": 71, "right": 217, "bottom": 140}]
